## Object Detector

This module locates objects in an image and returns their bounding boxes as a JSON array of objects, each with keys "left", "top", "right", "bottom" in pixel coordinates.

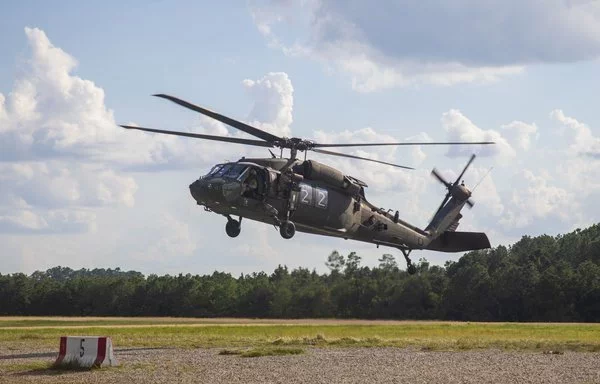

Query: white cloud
[
  {"left": 251, "top": 0, "right": 600, "bottom": 90},
  {"left": 0, "top": 28, "right": 244, "bottom": 169},
  {"left": 502, "top": 121, "right": 538, "bottom": 151},
  {"left": 441, "top": 109, "right": 515, "bottom": 159},
  {"left": 312, "top": 126, "right": 424, "bottom": 180},
  {"left": 139, "top": 213, "right": 197, "bottom": 262},
  {"left": 0, "top": 208, "right": 96, "bottom": 234},
  {"left": 464, "top": 166, "right": 504, "bottom": 217},
  {"left": 0, "top": 163, "right": 137, "bottom": 209},
  {"left": 233, "top": 224, "right": 279, "bottom": 263},
  {"left": 551, "top": 109, "right": 600, "bottom": 158},
  {"left": 243, "top": 72, "right": 294, "bottom": 137},
  {"left": 499, "top": 169, "right": 576, "bottom": 230},
  {"left": 0, "top": 28, "right": 301, "bottom": 235}
]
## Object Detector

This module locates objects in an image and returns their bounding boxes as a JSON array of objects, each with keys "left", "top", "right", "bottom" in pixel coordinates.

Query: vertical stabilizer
[{"left": 425, "top": 155, "right": 476, "bottom": 240}]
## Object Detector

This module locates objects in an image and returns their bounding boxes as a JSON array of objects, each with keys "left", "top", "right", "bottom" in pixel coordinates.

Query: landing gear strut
[
  {"left": 225, "top": 216, "right": 241, "bottom": 238},
  {"left": 401, "top": 249, "right": 417, "bottom": 275}
]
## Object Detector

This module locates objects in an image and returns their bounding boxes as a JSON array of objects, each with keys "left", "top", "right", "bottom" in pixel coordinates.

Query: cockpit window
[
  {"left": 205, "top": 164, "right": 223, "bottom": 177},
  {"left": 223, "top": 164, "right": 247, "bottom": 179},
  {"left": 214, "top": 164, "right": 232, "bottom": 177}
]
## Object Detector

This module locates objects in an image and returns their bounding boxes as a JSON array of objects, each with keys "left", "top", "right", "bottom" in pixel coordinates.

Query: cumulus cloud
[
  {"left": 141, "top": 213, "right": 197, "bottom": 261},
  {"left": 243, "top": 72, "right": 294, "bottom": 137},
  {"left": 551, "top": 109, "right": 600, "bottom": 158},
  {"left": 312, "top": 126, "right": 423, "bottom": 178},
  {"left": 0, "top": 163, "right": 137, "bottom": 209},
  {"left": 502, "top": 121, "right": 538, "bottom": 151},
  {"left": 441, "top": 109, "right": 515, "bottom": 159},
  {"left": 550, "top": 111, "right": 600, "bottom": 226},
  {"left": 499, "top": 169, "right": 576, "bottom": 230},
  {"left": 0, "top": 28, "right": 144, "bottom": 233},
  {"left": 0, "top": 28, "right": 262, "bottom": 170},
  {"left": 250, "top": 0, "right": 600, "bottom": 89},
  {"left": 0, "top": 208, "right": 96, "bottom": 234},
  {"left": 462, "top": 166, "right": 504, "bottom": 217},
  {"left": 0, "top": 28, "right": 301, "bottom": 234}
]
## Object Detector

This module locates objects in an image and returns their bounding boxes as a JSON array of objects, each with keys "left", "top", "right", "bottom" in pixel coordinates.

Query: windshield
[
  {"left": 204, "top": 164, "right": 223, "bottom": 177},
  {"left": 203, "top": 163, "right": 250, "bottom": 179},
  {"left": 223, "top": 164, "right": 248, "bottom": 179}
]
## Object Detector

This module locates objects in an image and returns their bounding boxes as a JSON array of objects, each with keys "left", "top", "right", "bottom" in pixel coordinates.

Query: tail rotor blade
[
  {"left": 431, "top": 168, "right": 452, "bottom": 189},
  {"left": 454, "top": 154, "right": 476, "bottom": 186}
]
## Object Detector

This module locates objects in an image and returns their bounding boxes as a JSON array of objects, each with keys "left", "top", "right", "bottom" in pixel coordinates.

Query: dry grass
[
  {"left": 219, "top": 347, "right": 305, "bottom": 357},
  {"left": 1, "top": 317, "right": 600, "bottom": 352}
]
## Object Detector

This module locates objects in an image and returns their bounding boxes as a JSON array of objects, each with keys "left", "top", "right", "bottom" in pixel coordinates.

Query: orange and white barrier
[{"left": 55, "top": 336, "right": 118, "bottom": 367}]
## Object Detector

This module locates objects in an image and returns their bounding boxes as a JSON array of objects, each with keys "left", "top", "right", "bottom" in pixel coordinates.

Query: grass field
[{"left": 1, "top": 317, "right": 600, "bottom": 352}]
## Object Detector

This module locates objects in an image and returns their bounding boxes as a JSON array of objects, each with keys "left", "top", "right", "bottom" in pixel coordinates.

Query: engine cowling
[{"left": 299, "top": 160, "right": 346, "bottom": 188}]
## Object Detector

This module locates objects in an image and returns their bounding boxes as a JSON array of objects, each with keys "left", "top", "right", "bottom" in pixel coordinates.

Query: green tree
[{"left": 325, "top": 251, "right": 345, "bottom": 273}]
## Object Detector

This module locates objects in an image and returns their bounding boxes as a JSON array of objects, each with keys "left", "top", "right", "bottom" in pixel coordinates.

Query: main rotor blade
[
  {"left": 311, "top": 148, "right": 414, "bottom": 170},
  {"left": 313, "top": 141, "right": 496, "bottom": 148},
  {"left": 454, "top": 154, "right": 476, "bottom": 186},
  {"left": 153, "top": 94, "right": 283, "bottom": 144},
  {"left": 120, "top": 125, "right": 274, "bottom": 147}
]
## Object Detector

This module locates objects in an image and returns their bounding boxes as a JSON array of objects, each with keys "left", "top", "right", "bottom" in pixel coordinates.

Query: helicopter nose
[{"left": 189, "top": 180, "right": 202, "bottom": 203}]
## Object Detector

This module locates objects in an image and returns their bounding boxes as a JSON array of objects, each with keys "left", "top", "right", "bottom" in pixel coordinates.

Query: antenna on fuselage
[{"left": 471, "top": 166, "right": 494, "bottom": 193}]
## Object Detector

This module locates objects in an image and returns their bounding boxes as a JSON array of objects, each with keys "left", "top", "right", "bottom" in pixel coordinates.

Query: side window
[
  {"left": 224, "top": 164, "right": 247, "bottom": 178},
  {"left": 315, "top": 188, "right": 328, "bottom": 209},
  {"left": 299, "top": 183, "right": 313, "bottom": 205}
]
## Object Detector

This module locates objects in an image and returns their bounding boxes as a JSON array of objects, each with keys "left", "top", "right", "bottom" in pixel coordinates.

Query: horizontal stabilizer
[{"left": 426, "top": 231, "right": 491, "bottom": 252}]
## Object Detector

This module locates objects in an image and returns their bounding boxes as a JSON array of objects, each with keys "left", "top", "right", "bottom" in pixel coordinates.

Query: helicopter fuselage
[{"left": 189, "top": 158, "right": 430, "bottom": 251}]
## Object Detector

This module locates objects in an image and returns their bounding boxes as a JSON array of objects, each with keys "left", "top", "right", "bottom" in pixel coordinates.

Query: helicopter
[{"left": 121, "top": 94, "right": 494, "bottom": 274}]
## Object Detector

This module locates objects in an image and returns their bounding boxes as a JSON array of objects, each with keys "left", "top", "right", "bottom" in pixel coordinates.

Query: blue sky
[{"left": 1, "top": 1, "right": 599, "bottom": 275}]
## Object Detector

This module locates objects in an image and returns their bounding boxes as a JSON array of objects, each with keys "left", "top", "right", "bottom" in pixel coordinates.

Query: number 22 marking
[
  {"left": 317, "top": 190, "right": 326, "bottom": 207},
  {"left": 301, "top": 188, "right": 310, "bottom": 203}
]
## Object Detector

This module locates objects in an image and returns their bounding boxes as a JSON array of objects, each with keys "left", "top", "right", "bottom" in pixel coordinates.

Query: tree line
[{"left": 1, "top": 224, "right": 599, "bottom": 321}]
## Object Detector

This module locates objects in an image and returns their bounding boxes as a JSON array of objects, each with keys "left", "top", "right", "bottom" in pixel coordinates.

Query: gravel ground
[{"left": 1, "top": 347, "right": 599, "bottom": 384}]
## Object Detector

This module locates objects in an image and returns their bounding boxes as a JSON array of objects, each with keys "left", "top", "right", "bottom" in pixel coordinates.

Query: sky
[{"left": 0, "top": 0, "right": 599, "bottom": 275}]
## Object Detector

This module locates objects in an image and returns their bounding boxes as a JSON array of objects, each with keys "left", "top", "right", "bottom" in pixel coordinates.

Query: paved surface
[{"left": 1, "top": 347, "right": 599, "bottom": 383}]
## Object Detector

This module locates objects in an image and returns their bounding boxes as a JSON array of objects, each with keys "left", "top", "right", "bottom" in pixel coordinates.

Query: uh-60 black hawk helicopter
[{"left": 121, "top": 94, "right": 495, "bottom": 274}]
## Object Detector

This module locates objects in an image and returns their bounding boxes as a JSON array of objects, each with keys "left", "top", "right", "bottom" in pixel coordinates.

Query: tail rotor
[{"left": 430, "top": 154, "right": 476, "bottom": 218}]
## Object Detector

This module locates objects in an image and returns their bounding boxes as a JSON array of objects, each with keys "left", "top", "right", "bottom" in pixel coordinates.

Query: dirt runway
[{"left": 1, "top": 347, "right": 599, "bottom": 384}]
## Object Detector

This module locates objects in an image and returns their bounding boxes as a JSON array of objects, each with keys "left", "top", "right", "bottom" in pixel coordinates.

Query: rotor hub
[
  {"left": 451, "top": 185, "right": 472, "bottom": 201},
  {"left": 276, "top": 137, "right": 315, "bottom": 152}
]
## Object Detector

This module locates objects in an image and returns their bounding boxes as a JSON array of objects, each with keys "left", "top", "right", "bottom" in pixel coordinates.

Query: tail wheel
[
  {"left": 225, "top": 220, "right": 241, "bottom": 238},
  {"left": 279, "top": 221, "right": 296, "bottom": 239}
]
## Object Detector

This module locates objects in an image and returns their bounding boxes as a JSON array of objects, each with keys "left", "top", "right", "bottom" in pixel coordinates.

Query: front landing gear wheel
[
  {"left": 280, "top": 221, "right": 296, "bottom": 239},
  {"left": 225, "top": 219, "right": 241, "bottom": 238}
]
